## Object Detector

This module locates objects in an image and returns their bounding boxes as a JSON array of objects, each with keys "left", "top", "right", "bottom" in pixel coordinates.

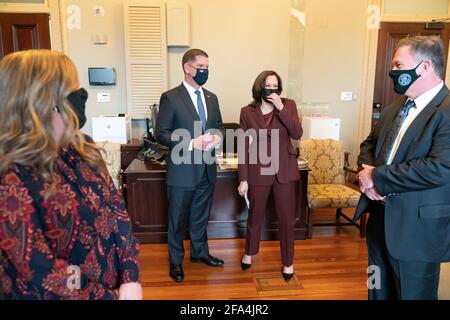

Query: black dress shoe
[
  {"left": 190, "top": 255, "right": 224, "bottom": 267},
  {"left": 169, "top": 264, "right": 184, "bottom": 282},
  {"left": 282, "top": 272, "right": 294, "bottom": 282},
  {"left": 241, "top": 262, "right": 251, "bottom": 271}
]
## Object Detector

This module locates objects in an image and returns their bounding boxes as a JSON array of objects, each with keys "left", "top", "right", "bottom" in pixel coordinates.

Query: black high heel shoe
[
  {"left": 241, "top": 261, "right": 251, "bottom": 271},
  {"left": 282, "top": 272, "right": 294, "bottom": 282},
  {"left": 282, "top": 266, "right": 294, "bottom": 282}
]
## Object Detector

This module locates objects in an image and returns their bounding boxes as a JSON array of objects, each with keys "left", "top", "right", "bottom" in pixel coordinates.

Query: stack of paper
[
  {"left": 297, "top": 158, "right": 308, "bottom": 168},
  {"left": 217, "top": 157, "right": 239, "bottom": 170}
]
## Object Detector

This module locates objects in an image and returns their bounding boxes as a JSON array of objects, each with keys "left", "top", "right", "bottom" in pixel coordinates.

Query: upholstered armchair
[
  {"left": 300, "top": 139, "right": 365, "bottom": 238},
  {"left": 96, "top": 141, "right": 122, "bottom": 190}
]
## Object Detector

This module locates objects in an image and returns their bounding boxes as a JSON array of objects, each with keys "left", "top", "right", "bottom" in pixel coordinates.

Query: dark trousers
[
  {"left": 366, "top": 204, "right": 441, "bottom": 300},
  {"left": 167, "top": 169, "right": 215, "bottom": 265},
  {"left": 245, "top": 179, "right": 296, "bottom": 267}
]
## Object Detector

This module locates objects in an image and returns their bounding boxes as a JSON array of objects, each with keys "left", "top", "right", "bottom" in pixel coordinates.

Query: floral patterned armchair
[
  {"left": 300, "top": 139, "right": 365, "bottom": 238},
  {"left": 96, "top": 141, "right": 121, "bottom": 190}
]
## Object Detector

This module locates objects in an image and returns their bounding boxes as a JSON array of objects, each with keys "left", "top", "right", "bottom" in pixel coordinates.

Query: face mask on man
[
  {"left": 389, "top": 61, "right": 423, "bottom": 95},
  {"left": 67, "top": 88, "right": 88, "bottom": 128},
  {"left": 262, "top": 88, "right": 280, "bottom": 103},
  {"left": 191, "top": 66, "right": 209, "bottom": 86}
]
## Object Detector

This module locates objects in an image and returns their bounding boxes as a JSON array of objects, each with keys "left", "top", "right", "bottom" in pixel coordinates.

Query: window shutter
[{"left": 124, "top": 0, "right": 168, "bottom": 118}]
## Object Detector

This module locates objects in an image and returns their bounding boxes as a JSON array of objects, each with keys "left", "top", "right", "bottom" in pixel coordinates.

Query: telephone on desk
[
  {"left": 141, "top": 104, "right": 168, "bottom": 164},
  {"left": 142, "top": 136, "right": 168, "bottom": 164}
]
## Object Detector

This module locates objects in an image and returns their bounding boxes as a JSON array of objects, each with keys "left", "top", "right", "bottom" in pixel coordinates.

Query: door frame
[
  {"left": 358, "top": 0, "right": 450, "bottom": 150},
  {"left": 0, "top": 0, "right": 67, "bottom": 53},
  {"left": 0, "top": 0, "right": 49, "bottom": 11}
]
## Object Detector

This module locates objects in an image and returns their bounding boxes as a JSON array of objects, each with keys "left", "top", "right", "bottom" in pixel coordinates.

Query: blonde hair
[{"left": 0, "top": 50, "right": 105, "bottom": 184}]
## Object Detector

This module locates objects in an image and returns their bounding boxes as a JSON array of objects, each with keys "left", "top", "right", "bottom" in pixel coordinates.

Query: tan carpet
[{"left": 439, "top": 263, "right": 450, "bottom": 300}]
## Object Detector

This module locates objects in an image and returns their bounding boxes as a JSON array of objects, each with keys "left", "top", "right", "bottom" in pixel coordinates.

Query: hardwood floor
[{"left": 139, "top": 208, "right": 368, "bottom": 300}]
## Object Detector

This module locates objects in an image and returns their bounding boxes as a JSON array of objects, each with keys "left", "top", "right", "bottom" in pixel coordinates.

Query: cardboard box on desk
[
  {"left": 302, "top": 116, "right": 340, "bottom": 140},
  {"left": 92, "top": 114, "right": 131, "bottom": 144}
]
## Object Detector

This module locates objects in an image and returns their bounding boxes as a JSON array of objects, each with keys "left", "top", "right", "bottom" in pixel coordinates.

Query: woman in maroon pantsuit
[{"left": 237, "top": 70, "right": 302, "bottom": 281}]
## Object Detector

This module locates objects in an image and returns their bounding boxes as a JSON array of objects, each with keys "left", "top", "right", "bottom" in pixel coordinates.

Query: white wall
[
  {"left": 65, "top": 0, "right": 370, "bottom": 163},
  {"left": 10, "top": 0, "right": 447, "bottom": 163},
  {"left": 167, "top": 0, "right": 291, "bottom": 123},
  {"left": 66, "top": 0, "right": 129, "bottom": 137},
  {"left": 301, "top": 0, "right": 368, "bottom": 161},
  {"left": 66, "top": 0, "right": 291, "bottom": 139}
]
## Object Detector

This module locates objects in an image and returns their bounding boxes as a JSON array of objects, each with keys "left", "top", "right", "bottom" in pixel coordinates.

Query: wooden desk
[
  {"left": 120, "top": 139, "right": 142, "bottom": 171},
  {"left": 124, "top": 159, "right": 309, "bottom": 243}
]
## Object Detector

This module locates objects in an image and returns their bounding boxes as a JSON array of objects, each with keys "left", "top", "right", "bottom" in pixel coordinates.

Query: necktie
[
  {"left": 377, "top": 99, "right": 416, "bottom": 165},
  {"left": 194, "top": 90, "right": 207, "bottom": 131}
]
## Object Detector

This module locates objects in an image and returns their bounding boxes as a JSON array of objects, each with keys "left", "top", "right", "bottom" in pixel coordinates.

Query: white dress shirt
[
  {"left": 183, "top": 80, "right": 208, "bottom": 120},
  {"left": 183, "top": 81, "right": 211, "bottom": 151},
  {"left": 386, "top": 81, "right": 444, "bottom": 165}
]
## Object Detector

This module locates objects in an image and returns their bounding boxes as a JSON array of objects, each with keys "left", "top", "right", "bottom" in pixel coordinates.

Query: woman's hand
[
  {"left": 237, "top": 181, "right": 249, "bottom": 197},
  {"left": 266, "top": 93, "right": 284, "bottom": 111},
  {"left": 52, "top": 109, "right": 67, "bottom": 146},
  {"left": 119, "top": 282, "right": 143, "bottom": 300}
]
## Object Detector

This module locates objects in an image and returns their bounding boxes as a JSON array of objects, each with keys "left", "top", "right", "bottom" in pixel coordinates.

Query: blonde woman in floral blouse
[{"left": 0, "top": 50, "right": 141, "bottom": 300}]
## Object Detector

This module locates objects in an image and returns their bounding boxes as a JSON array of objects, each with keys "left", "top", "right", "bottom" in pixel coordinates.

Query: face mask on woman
[
  {"left": 262, "top": 88, "right": 279, "bottom": 103},
  {"left": 67, "top": 88, "right": 88, "bottom": 128}
]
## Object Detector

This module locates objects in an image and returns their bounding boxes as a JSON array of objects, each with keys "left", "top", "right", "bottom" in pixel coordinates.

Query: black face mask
[
  {"left": 67, "top": 88, "right": 88, "bottom": 129},
  {"left": 262, "top": 88, "right": 280, "bottom": 103},
  {"left": 389, "top": 61, "right": 423, "bottom": 95},
  {"left": 191, "top": 66, "right": 209, "bottom": 86}
]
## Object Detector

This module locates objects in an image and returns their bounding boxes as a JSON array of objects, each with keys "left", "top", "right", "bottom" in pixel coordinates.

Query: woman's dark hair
[{"left": 251, "top": 70, "right": 283, "bottom": 107}]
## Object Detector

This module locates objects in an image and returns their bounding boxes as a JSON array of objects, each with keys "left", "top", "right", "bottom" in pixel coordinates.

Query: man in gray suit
[
  {"left": 156, "top": 49, "right": 224, "bottom": 282},
  {"left": 355, "top": 36, "right": 450, "bottom": 299}
]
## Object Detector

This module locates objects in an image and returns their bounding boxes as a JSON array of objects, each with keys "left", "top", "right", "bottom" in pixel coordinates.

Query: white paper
[{"left": 244, "top": 193, "right": 250, "bottom": 208}]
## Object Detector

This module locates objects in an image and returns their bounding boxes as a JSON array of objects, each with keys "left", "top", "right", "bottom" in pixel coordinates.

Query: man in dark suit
[
  {"left": 156, "top": 49, "right": 225, "bottom": 282},
  {"left": 354, "top": 35, "right": 450, "bottom": 300}
]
